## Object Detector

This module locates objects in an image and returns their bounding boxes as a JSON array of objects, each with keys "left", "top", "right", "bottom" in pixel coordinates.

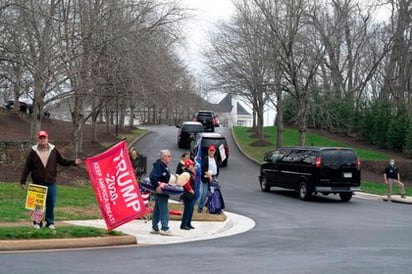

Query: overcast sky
[
  {"left": 178, "top": 0, "right": 277, "bottom": 124},
  {"left": 179, "top": 0, "right": 234, "bottom": 89}
]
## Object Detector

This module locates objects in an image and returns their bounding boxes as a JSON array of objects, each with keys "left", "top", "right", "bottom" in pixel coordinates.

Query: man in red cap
[
  {"left": 198, "top": 144, "right": 219, "bottom": 213},
  {"left": 20, "top": 130, "right": 82, "bottom": 229}
]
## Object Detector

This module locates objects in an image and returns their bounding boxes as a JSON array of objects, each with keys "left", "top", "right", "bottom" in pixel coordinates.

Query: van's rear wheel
[
  {"left": 339, "top": 192, "right": 353, "bottom": 202},
  {"left": 260, "top": 176, "right": 270, "bottom": 192},
  {"left": 299, "top": 181, "right": 311, "bottom": 200}
]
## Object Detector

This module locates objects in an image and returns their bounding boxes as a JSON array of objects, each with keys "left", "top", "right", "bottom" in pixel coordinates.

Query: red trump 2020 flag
[{"left": 85, "top": 140, "right": 146, "bottom": 231}]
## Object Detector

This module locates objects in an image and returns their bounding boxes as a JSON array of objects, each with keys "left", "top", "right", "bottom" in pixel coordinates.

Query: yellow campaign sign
[{"left": 25, "top": 184, "right": 48, "bottom": 212}]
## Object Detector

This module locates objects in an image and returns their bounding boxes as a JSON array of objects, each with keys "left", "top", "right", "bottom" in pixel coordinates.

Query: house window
[{"left": 237, "top": 119, "right": 247, "bottom": 126}]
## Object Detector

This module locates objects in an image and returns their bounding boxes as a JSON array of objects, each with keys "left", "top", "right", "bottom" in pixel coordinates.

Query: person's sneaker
[
  {"left": 33, "top": 224, "right": 40, "bottom": 229},
  {"left": 150, "top": 229, "right": 160, "bottom": 234},
  {"left": 160, "top": 229, "right": 172, "bottom": 236},
  {"left": 48, "top": 224, "right": 56, "bottom": 230}
]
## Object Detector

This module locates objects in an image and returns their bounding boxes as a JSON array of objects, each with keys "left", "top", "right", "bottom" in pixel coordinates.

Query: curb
[
  {"left": 0, "top": 235, "right": 137, "bottom": 252},
  {"left": 128, "top": 129, "right": 151, "bottom": 148},
  {"left": 354, "top": 192, "right": 412, "bottom": 204}
]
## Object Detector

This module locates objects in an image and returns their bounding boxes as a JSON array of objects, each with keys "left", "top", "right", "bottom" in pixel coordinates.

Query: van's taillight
[
  {"left": 357, "top": 158, "right": 361, "bottom": 169},
  {"left": 225, "top": 144, "right": 229, "bottom": 154},
  {"left": 315, "top": 157, "right": 321, "bottom": 168}
]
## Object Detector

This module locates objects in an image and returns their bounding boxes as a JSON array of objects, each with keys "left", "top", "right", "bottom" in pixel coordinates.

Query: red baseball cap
[
  {"left": 208, "top": 145, "right": 216, "bottom": 151},
  {"left": 184, "top": 159, "right": 195, "bottom": 168},
  {"left": 37, "top": 130, "right": 48, "bottom": 138}
]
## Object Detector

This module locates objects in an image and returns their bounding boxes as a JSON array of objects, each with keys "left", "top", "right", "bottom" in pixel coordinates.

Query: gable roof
[
  {"left": 237, "top": 102, "right": 251, "bottom": 115},
  {"left": 215, "top": 94, "right": 233, "bottom": 113}
]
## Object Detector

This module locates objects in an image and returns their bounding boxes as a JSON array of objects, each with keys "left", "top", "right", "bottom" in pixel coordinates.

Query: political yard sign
[{"left": 25, "top": 184, "right": 47, "bottom": 211}]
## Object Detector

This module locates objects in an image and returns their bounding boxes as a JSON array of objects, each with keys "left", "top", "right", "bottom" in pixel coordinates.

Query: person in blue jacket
[{"left": 149, "top": 149, "right": 173, "bottom": 236}]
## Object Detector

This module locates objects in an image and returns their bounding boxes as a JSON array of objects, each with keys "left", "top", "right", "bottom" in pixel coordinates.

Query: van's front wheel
[
  {"left": 260, "top": 176, "right": 270, "bottom": 192},
  {"left": 339, "top": 192, "right": 353, "bottom": 202},
  {"left": 299, "top": 181, "right": 311, "bottom": 200}
]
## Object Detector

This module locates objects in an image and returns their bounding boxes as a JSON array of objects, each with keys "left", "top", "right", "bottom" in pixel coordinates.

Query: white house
[{"left": 215, "top": 94, "right": 252, "bottom": 127}]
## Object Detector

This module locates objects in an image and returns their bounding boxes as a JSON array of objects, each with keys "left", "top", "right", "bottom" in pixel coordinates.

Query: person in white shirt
[{"left": 198, "top": 145, "right": 219, "bottom": 213}]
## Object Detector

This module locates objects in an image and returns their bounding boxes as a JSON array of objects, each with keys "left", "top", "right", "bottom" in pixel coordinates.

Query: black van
[{"left": 259, "top": 147, "right": 361, "bottom": 201}]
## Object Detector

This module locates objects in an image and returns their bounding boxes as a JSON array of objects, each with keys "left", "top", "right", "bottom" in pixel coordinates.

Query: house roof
[
  {"left": 215, "top": 94, "right": 233, "bottom": 113},
  {"left": 215, "top": 93, "right": 251, "bottom": 116},
  {"left": 237, "top": 102, "right": 251, "bottom": 116}
]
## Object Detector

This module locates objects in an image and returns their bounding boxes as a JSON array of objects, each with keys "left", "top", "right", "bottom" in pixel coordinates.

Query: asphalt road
[{"left": 1, "top": 126, "right": 412, "bottom": 274}]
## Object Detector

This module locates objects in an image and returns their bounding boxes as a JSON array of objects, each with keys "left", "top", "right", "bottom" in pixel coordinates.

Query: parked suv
[
  {"left": 194, "top": 110, "right": 218, "bottom": 132},
  {"left": 259, "top": 147, "right": 361, "bottom": 201},
  {"left": 4, "top": 100, "right": 33, "bottom": 114},
  {"left": 190, "top": 132, "right": 229, "bottom": 167},
  {"left": 176, "top": 121, "right": 204, "bottom": 148}
]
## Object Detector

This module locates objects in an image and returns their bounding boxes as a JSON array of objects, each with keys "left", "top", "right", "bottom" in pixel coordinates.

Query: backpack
[{"left": 206, "top": 181, "right": 225, "bottom": 214}]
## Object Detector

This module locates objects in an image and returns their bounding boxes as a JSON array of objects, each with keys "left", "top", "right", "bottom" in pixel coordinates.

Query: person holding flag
[
  {"left": 149, "top": 149, "right": 173, "bottom": 236},
  {"left": 20, "top": 130, "right": 82, "bottom": 229}
]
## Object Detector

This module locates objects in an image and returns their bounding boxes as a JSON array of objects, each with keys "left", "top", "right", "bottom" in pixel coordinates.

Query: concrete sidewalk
[
  {"left": 66, "top": 211, "right": 255, "bottom": 246},
  {"left": 0, "top": 211, "right": 255, "bottom": 252}
]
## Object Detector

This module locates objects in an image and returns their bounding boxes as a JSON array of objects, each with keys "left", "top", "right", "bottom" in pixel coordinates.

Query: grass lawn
[
  {"left": 233, "top": 126, "right": 412, "bottom": 196},
  {"left": 233, "top": 126, "right": 389, "bottom": 163},
  {"left": 0, "top": 181, "right": 225, "bottom": 239},
  {"left": 0, "top": 127, "right": 224, "bottom": 239}
]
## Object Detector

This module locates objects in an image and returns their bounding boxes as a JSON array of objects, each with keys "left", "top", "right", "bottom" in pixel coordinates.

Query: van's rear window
[
  {"left": 185, "top": 125, "right": 204, "bottom": 131},
  {"left": 321, "top": 150, "right": 357, "bottom": 163}
]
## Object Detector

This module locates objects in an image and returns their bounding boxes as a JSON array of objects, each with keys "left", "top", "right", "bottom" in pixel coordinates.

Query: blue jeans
[
  {"left": 45, "top": 184, "right": 57, "bottom": 227},
  {"left": 152, "top": 194, "right": 169, "bottom": 231},
  {"left": 197, "top": 182, "right": 209, "bottom": 212},
  {"left": 181, "top": 199, "right": 195, "bottom": 227}
]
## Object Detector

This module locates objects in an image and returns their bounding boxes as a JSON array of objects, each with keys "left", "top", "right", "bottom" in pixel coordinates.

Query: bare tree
[
  {"left": 254, "top": 0, "right": 324, "bottom": 145},
  {"left": 381, "top": 0, "right": 412, "bottom": 111},
  {"left": 204, "top": 0, "right": 274, "bottom": 141}
]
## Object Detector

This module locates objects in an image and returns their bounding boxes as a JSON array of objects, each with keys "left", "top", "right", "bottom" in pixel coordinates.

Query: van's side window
[
  {"left": 279, "top": 149, "right": 293, "bottom": 162},
  {"left": 270, "top": 151, "right": 280, "bottom": 162},
  {"left": 302, "top": 150, "right": 316, "bottom": 165},
  {"left": 293, "top": 150, "right": 305, "bottom": 162}
]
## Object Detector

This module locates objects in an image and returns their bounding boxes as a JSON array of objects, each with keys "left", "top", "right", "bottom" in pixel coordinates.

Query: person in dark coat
[
  {"left": 20, "top": 130, "right": 82, "bottom": 229},
  {"left": 175, "top": 151, "right": 190, "bottom": 175},
  {"left": 129, "top": 147, "right": 146, "bottom": 178},
  {"left": 149, "top": 149, "right": 173, "bottom": 236},
  {"left": 384, "top": 159, "right": 406, "bottom": 202}
]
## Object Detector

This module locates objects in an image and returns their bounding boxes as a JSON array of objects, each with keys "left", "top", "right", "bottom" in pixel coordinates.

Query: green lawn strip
[
  {"left": 100, "top": 127, "right": 149, "bottom": 148},
  {"left": 0, "top": 226, "right": 122, "bottom": 240},
  {"left": 120, "top": 127, "right": 149, "bottom": 145},
  {"left": 0, "top": 183, "right": 100, "bottom": 222},
  {"left": 233, "top": 126, "right": 389, "bottom": 162},
  {"left": 361, "top": 181, "right": 411, "bottom": 196}
]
